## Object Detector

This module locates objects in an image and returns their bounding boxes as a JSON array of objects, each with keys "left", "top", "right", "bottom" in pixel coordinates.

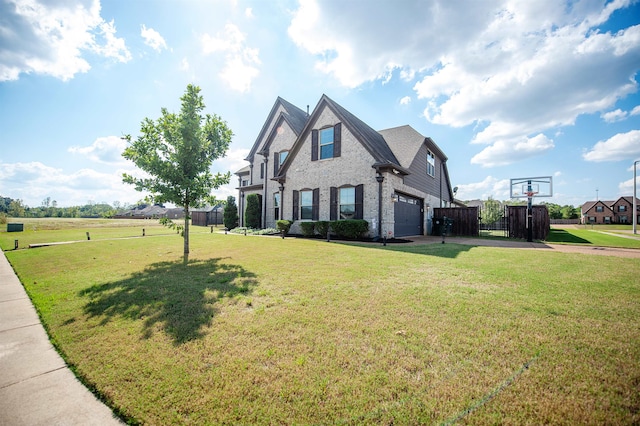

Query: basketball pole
[
  {"left": 634, "top": 160, "right": 638, "bottom": 235},
  {"left": 527, "top": 180, "right": 533, "bottom": 242}
]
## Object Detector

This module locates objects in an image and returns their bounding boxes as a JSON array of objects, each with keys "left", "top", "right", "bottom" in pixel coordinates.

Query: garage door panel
[{"left": 394, "top": 194, "right": 422, "bottom": 237}]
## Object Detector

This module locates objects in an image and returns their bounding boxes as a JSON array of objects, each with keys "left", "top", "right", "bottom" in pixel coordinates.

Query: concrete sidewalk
[{"left": 0, "top": 251, "right": 123, "bottom": 426}]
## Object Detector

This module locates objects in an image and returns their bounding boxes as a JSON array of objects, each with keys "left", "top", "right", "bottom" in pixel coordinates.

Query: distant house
[
  {"left": 581, "top": 196, "right": 639, "bottom": 224},
  {"left": 235, "top": 94, "right": 455, "bottom": 238},
  {"left": 114, "top": 204, "right": 185, "bottom": 220}
]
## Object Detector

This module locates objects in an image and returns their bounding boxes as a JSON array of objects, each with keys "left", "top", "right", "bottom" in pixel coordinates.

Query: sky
[{"left": 1, "top": 0, "right": 639, "bottom": 209}]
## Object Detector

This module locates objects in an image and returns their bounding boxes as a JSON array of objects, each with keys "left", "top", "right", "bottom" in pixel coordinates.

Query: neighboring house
[
  {"left": 581, "top": 197, "right": 639, "bottom": 224},
  {"left": 235, "top": 95, "right": 455, "bottom": 238}
]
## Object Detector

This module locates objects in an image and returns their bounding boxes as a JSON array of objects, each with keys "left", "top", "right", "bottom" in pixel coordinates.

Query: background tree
[
  {"left": 481, "top": 197, "right": 503, "bottom": 228},
  {"left": 244, "top": 194, "right": 261, "bottom": 229},
  {"left": 122, "top": 84, "right": 233, "bottom": 258},
  {"left": 8, "top": 199, "right": 25, "bottom": 217},
  {"left": 223, "top": 196, "right": 238, "bottom": 230}
]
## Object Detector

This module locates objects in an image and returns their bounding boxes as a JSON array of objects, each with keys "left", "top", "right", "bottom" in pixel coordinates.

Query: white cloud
[
  {"left": 245, "top": 7, "right": 254, "bottom": 19},
  {"left": 180, "top": 57, "right": 190, "bottom": 71},
  {"left": 455, "top": 175, "right": 511, "bottom": 200},
  {"left": 287, "top": 0, "right": 640, "bottom": 167},
  {"left": 68, "top": 135, "right": 129, "bottom": 165},
  {"left": 0, "top": 161, "right": 143, "bottom": 207},
  {"left": 583, "top": 130, "right": 640, "bottom": 162},
  {"left": 202, "top": 23, "right": 260, "bottom": 93},
  {"left": 630, "top": 105, "right": 640, "bottom": 116},
  {"left": 0, "top": 0, "right": 131, "bottom": 81},
  {"left": 399, "top": 96, "right": 411, "bottom": 105},
  {"left": 601, "top": 109, "right": 628, "bottom": 123},
  {"left": 618, "top": 175, "right": 640, "bottom": 196},
  {"left": 471, "top": 134, "right": 555, "bottom": 167},
  {"left": 141, "top": 24, "right": 167, "bottom": 52}
]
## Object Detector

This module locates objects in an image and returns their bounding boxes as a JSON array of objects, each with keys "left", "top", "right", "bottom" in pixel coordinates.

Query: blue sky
[{"left": 1, "top": 0, "right": 639, "bottom": 208}]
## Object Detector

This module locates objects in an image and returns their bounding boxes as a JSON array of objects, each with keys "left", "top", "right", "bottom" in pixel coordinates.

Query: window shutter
[
  {"left": 293, "top": 190, "right": 299, "bottom": 220},
  {"left": 330, "top": 187, "right": 338, "bottom": 221},
  {"left": 260, "top": 162, "right": 264, "bottom": 179},
  {"left": 311, "top": 130, "right": 319, "bottom": 161},
  {"left": 355, "top": 184, "right": 364, "bottom": 220},
  {"left": 312, "top": 188, "right": 320, "bottom": 221},
  {"left": 333, "top": 123, "right": 341, "bottom": 158},
  {"left": 274, "top": 152, "right": 279, "bottom": 176}
]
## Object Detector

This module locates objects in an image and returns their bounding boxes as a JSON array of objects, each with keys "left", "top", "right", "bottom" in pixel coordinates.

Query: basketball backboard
[{"left": 510, "top": 176, "right": 553, "bottom": 198}]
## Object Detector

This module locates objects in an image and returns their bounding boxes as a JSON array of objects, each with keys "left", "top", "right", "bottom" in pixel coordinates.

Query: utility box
[{"left": 7, "top": 223, "right": 24, "bottom": 232}]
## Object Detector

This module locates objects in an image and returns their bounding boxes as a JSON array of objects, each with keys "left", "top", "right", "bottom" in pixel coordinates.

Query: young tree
[
  {"left": 223, "top": 196, "right": 238, "bottom": 230},
  {"left": 245, "top": 194, "right": 261, "bottom": 229},
  {"left": 122, "top": 84, "right": 233, "bottom": 258},
  {"left": 481, "top": 197, "right": 503, "bottom": 228}
]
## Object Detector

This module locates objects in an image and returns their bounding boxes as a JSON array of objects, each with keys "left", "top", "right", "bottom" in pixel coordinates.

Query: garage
[{"left": 394, "top": 193, "right": 423, "bottom": 237}]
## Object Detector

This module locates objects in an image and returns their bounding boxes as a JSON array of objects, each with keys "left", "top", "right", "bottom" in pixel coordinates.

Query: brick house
[
  {"left": 581, "top": 196, "right": 639, "bottom": 224},
  {"left": 235, "top": 95, "right": 454, "bottom": 238}
]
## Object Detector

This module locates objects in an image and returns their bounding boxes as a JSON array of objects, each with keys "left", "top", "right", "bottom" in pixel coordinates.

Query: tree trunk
[{"left": 184, "top": 204, "right": 190, "bottom": 256}]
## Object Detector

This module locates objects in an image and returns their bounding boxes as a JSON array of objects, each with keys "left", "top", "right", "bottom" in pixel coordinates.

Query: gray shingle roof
[{"left": 377, "top": 125, "right": 425, "bottom": 169}]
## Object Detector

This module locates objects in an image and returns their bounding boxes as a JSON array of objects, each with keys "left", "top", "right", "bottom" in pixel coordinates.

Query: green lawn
[
  {"left": 3, "top": 223, "right": 639, "bottom": 424},
  {"left": 546, "top": 227, "right": 640, "bottom": 248}
]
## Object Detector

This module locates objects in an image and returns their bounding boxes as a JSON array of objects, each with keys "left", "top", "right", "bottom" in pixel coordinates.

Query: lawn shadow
[
  {"left": 79, "top": 258, "right": 256, "bottom": 345},
  {"left": 546, "top": 229, "right": 591, "bottom": 244},
  {"left": 342, "top": 241, "right": 475, "bottom": 258}
]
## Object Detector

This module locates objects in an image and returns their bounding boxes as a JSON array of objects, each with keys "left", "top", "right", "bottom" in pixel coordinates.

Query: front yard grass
[
  {"left": 546, "top": 228, "right": 640, "bottom": 248},
  {"left": 4, "top": 231, "right": 640, "bottom": 424}
]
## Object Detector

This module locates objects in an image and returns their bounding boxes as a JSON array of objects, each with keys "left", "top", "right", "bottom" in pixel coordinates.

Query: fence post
[{"left": 86, "top": 232, "right": 90, "bottom": 240}]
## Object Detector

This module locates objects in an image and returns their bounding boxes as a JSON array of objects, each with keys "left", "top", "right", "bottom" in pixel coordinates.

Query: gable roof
[
  {"left": 276, "top": 94, "right": 403, "bottom": 179},
  {"left": 245, "top": 97, "right": 308, "bottom": 162},
  {"left": 581, "top": 200, "right": 614, "bottom": 213},
  {"left": 378, "top": 125, "right": 448, "bottom": 169}
]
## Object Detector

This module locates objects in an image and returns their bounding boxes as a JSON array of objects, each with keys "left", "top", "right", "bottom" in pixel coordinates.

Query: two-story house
[
  {"left": 581, "top": 196, "right": 639, "bottom": 224},
  {"left": 236, "top": 95, "right": 454, "bottom": 238}
]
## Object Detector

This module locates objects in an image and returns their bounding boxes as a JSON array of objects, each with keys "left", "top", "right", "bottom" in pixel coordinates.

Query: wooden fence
[
  {"left": 433, "top": 207, "right": 479, "bottom": 236},
  {"left": 507, "top": 205, "right": 550, "bottom": 240}
]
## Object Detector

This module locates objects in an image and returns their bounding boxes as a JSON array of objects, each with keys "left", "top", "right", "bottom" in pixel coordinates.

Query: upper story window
[
  {"left": 279, "top": 151, "right": 288, "bottom": 165},
  {"left": 242, "top": 179, "right": 249, "bottom": 187},
  {"left": 311, "top": 123, "right": 342, "bottom": 161},
  {"left": 320, "top": 128, "right": 334, "bottom": 160},
  {"left": 619, "top": 205, "right": 627, "bottom": 212},
  {"left": 595, "top": 205, "right": 604, "bottom": 212},
  {"left": 427, "top": 150, "right": 435, "bottom": 177}
]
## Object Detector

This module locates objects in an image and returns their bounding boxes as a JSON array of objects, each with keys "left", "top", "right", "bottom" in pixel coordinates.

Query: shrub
[
  {"left": 0, "top": 212, "right": 6, "bottom": 225},
  {"left": 331, "top": 220, "right": 369, "bottom": 239},
  {"left": 276, "top": 220, "right": 293, "bottom": 235},
  {"left": 223, "top": 196, "right": 238, "bottom": 230},
  {"left": 245, "top": 194, "right": 262, "bottom": 229},
  {"left": 315, "top": 221, "right": 331, "bottom": 238},
  {"left": 299, "top": 222, "right": 316, "bottom": 237}
]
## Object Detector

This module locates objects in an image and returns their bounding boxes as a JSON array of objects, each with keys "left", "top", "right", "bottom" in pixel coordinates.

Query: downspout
[
  {"left": 262, "top": 155, "right": 268, "bottom": 229},
  {"left": 376, "top": 170, "right": 384, "bottom": 240},
  {"left": 439, "top": 162, "right": 443, "bottom": 208}
]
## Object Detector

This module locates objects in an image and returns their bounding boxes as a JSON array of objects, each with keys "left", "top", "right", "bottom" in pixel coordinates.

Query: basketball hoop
[{"left": 525, "top": 191, "right": 538, "bottom": 198}]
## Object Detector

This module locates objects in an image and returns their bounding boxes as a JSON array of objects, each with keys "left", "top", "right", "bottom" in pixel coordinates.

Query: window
[
  {"left": 279, "top": 151, "right": 288, "bottom": 165},
  {"left": 427, "top": 150, "right": 435, "bottom": 177},
  {"left": 589, "top": 216, "right": 596, "bottom": 223},
  {"left": 311, "top": 123, "right": 341, "bottom": 161},
  {"left": 300, "top": 190, "right": 313, "bottom": 220},
  {"left": 620, "top": 215, "right": 628, "bottom": 223},
  {"left": 619, "top": 205, "right": 627, "bottom": 212},
  {"left": 320, "top": 128, "right": 334, "bottom": 159},
  {"left": 242, "top": 179, "right": 249, "bottom": 187},
  {"left": 330, "top": 185, "right": 363, "bottom": 220},
  {"left": 595, "top": 205, "right": 604, "bottom": 212},
  {"left": 339, "top": 187, "right": 355, "bottom": 219},
  {"left": 604, "top": 216, "right": 611, "bottom": 223},
  {"left": 274, "top": 193, "right": 280, "bottom": 220}
]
